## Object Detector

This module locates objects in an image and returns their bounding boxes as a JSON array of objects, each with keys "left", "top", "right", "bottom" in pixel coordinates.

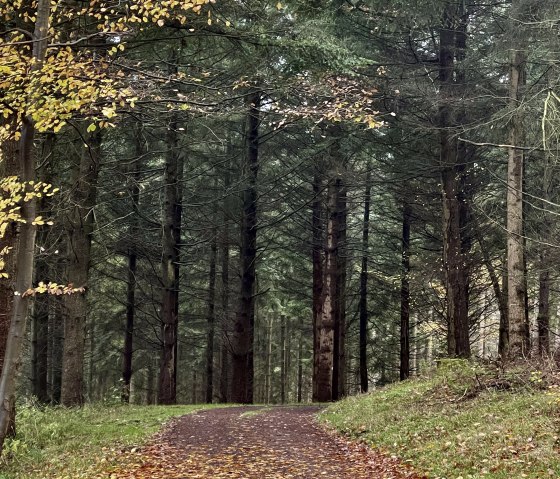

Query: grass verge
[
  {"left": 0, "top": 402, "right": 219, "bottom": 479},
  {"left": 321, "top": 361, "right": 560, "bottom": 479}
]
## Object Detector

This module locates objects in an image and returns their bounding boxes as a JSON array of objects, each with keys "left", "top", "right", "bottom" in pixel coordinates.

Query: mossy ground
[{"left": 321, "top": 360, "right": 560, "bottom": 479}]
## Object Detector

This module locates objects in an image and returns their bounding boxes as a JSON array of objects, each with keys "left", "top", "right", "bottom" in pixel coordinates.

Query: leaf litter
[{"left": 99, "top": 406, "right": 425, "bottom": 479}]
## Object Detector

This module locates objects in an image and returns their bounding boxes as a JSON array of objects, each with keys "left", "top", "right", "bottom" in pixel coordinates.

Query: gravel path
[{"left": 110, "top": 406, "right": 424, "bottom": 479}]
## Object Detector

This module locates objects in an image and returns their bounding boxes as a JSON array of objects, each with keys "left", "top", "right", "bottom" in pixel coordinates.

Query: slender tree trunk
[
  {"left": 537, "top": 265, "right": 550, "bottom": 357},
  {"left": 311, "top": 172, "right": 323, "bottom": 401},
  {"left": 359, "top": 169, "right": 371, "bottom": 393},
  {"left": 507, "top": 0, "right": 529, "bottom": 359},
  {"left": 31, "top": 137, "right": 55, "bottom": 404},
  {"left": 121, "top": 132, "right": 142, "bottom": 403},
  {"left": 231, "top": 91, "right": 260, "bottom": 404},
  {"left": 475, "top": 219, "right": 508, "bottom": 357},
  {"left": 400, "top": 203, "right": 411, "bottom": 380},
  {"left": 61, "top": 130, "right": 101, "bottom": 406},
  {"left": 439, "top": 2, "right": 470, "bottom": 358},
  {"left": 205, "top": 216, "right": 218, "bottom": 403},
  {"left": 158, "top": 114, "right": 183, "bottom": 405},
  {"left": 31, "top": 257, "right": 49, "bottom": 403},
  {"left": 280, "top": 315, "right": 286, "bottom": 404},
  {"left": 297, "top": 316, "right": 303, "bottom": 402},
  {"left": 219, "top": 168, "right": 231, "bottom": 403},
  {"left": 333, "top": 179, "right": 347, "bottom": 400},
  {"left": 0, "top": 132, "right": 19, "bottom": 435},
  {"left": 0, "top": 0, "right": 50, "bottom": 452}
]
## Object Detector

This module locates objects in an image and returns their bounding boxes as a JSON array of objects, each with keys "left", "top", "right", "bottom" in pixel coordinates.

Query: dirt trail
[{"left": 109, "top": 406, "right": 424, "bottom": 478}]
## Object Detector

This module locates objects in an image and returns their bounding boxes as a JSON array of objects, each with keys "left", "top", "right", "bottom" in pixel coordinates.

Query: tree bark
[
  {"left": 439, "top": 2, "right": 470, "bottom": 358},
  {"left": 61, "top": 130, "right": 101, "bottom": 406},
  {"left": 507, "top": 0, "right": 529, "bottom": 359},
  {"left": 400, "top": 203, "right": 411, "bottom": 380},
  {"left": 158, "top": 113, "right": 183, "bottom": 405},
  {"left": 315, "top": 174, "right": 339, "bottom": 402},
  {"left": 121, "top": 131, "right": 143, "bottom": 403},
  {"left": 537, "top": 265, "right": 550, "bottom": 357},
  {"left": 231, "top": 91, "right": 260, "bottom": 404},
  {"left": 205, "top": 214, "right": 218, "bottom": 403},
  {"left": 332, "top": 177, "right": 346, "bottom": 400},
  {"left": 219, "top": 167, "right": 231, "bottom": 403},
  {"left": 0, "top": 0, "right": 49, "bottom": 452},
  {"left": 359, "top": 168, "right": 371, "bottom": 393},
  {"left": 311, "top": 172, "right": 323, "bottom": 401}
]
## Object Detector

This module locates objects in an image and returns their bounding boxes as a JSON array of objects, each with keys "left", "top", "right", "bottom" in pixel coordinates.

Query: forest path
[{"left": 108, "top": 405, "right": 423, "bottom": 479}]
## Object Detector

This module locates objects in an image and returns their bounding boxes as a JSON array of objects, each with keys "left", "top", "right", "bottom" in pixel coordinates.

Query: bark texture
[
  {"left": 61, "top": 131, "right": 101, "bottom": 406},
  {"left": 507, "top": 0, "right": 529, "bottom": 359},
  {"left": 158, "top": 114, "right": 183, "bottom": 405},
  {"left": 400, "top": 203, "right": 411, "bottom": 380},
  {"left": 231, "top": 91, "right": 260, "bottom": 404},
  {"left": 359, "top": 169, "right": 371, "bottom": 393}
]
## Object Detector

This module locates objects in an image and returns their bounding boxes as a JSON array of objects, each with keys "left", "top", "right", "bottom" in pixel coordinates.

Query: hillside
[{"left": 321, "top": 361, "right": 560, "bottom": 479}]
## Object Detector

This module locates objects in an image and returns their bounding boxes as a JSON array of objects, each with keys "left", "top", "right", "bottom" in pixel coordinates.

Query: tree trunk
[
  {"left": 400, "top": 203, "right": 411, "bottom": 380},
  {"left": 61, "top": 130, "right": 101, "bottom": 407},
  {"left": 205, "top": 217, "right": 218, "bottom": 403},
  {"left": 332, "top": 178, "right": 347, "bottom": 400},
  {"left": 231, "top": 91, "right": 260, "bottom": 404},
  {"left": 474, "top": 219, "right": 508, "bottom": 357},
  {"left": 219, "top": 168, "right": 231, "bottom": 403},
  {"left": 0, "top": 131, "right": 19, "bottom": 435},
  {"left": 439, "top": 2, "right": 470, "bottom": 358},
  {"left": 507, "top": 0, "right": 529, "bottom": 359},
  {"left": 537, "top": 265, "right": 550, "bottom": 357},
  {"left": 297, "top": 315, "right": 303, "bottom": 402},
  {"left": 359, "top": 168, "right": 371, "bottom": 393},
  {"left": 315, "top": 175, "right": 339, "bottom": 403},
  {"left": 0, "top": 0, "right": 50, "bottom": 452},
  {"left": 158, "top": 114, "right": 183, "bottom": 405},
  {"left": 311, "top": 172, "right": 323, "bottom": 401},
  {"left": 121, "top": 132, "right": 142, "bottom": 403}
]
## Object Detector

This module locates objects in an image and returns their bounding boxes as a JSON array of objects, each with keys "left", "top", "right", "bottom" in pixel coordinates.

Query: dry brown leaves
[{"left": 99, "top": 406, "right": 425, "bottom": 479}]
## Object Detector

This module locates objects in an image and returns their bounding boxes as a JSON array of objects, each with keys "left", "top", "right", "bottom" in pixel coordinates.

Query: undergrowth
[
  {"left": 0, "top": 402, "right": 216, "bottom": 479},
  {"left": 321, "top": 359, "right": 560, "bottom": 479}
]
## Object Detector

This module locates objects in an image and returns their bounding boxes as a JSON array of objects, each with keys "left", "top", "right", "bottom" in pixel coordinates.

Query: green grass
[
  {"left": 0, "top": 402, "right": 220, "bottom": 479},
  {"left": 321, "top": 362, "right": 560, "bottom": 479}
]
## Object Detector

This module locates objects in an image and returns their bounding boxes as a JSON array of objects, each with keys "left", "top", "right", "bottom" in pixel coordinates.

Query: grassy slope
[
  {"left": 321, "top": 363, "right": 560, "bottom": 479},
  {"left": 0, "top": 403, "right": 217, "bottom": 479}
]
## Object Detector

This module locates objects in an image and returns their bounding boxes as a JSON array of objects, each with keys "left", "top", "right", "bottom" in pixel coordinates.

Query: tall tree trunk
[
  {"left": 332, "top": 179, "right": 347, "bottom": 400},
  {"left": 400, "top": 203, "right": 411, "bottom": 380},
  {"left": 205, "top": 215, "right": 218, "bottom": 403},
  {"left": 439, "top": 2, "right": 470, "bottom": 358},
  {"left": 219, "top": 168, "right": 231, "bottom": 403},
  {"left": 31, "top": 137, "right": 55, "bottom": 404},
  {"left": 121, "top": 131, "right": 143, "bottom": 403},
  {"left": 158, "top": 113, "right": 183, "bottom": 405},
  {"left": 507, "top": 0, "right": 529, "bottom": 359},
  {"left": 537, "top": 265, "right": 550, "bottom": 357},
  {"left": 297, "top": 315, "right": 303, "bottom": 402},
  {"left": 0, "top": 133, "right": 19, "bottom": 435},
  {"left": 315, "top": 174, "right": 339, "bottom": 402},
  {"left": 0, "top": 0, "right": 50, "bottom": 452},
  {"left": 311, "top": 172, "right": 323, "bottom": 401},
  {"left": 231, "top": 91, "right": 260, "bottom": 404},
  {"left": 61, "top": 130, "right": 101, "bottom": 406},
  {"left": 280, "top": 314, "right": 286, "bottom": 404},
  {"left": 359, "top": 168, "right": 371, "bottom": 393}
]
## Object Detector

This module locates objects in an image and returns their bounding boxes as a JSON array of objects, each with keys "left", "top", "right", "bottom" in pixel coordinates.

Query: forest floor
[{"left": 103, "top": 405, "right": 422, "bottom": 479}]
